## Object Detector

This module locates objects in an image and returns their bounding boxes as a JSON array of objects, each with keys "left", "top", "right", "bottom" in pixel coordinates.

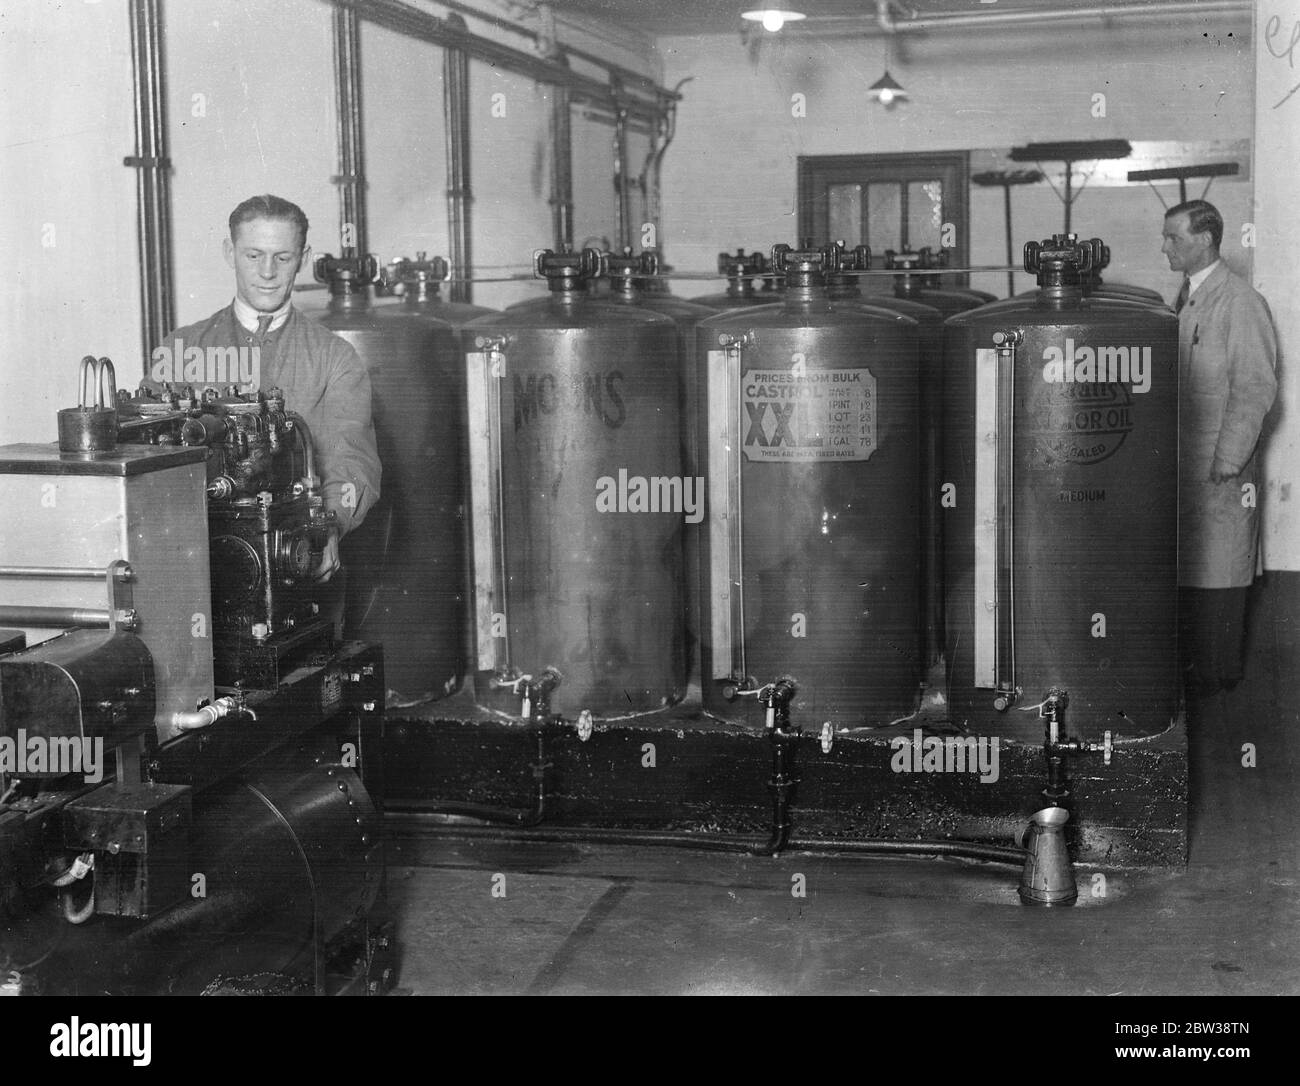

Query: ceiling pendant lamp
[
  {"left": 741, "top": 9, "right": 807, "bottom": 33},
  {"left": 868, "top": 70, "right": 907, "bottom": 106},
  {"left": 869, "top": 34, "right": 908, "bottom": 107}
]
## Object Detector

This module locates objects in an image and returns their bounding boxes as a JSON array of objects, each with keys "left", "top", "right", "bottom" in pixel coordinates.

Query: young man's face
[
  {"left": 223, "top": 216, "right": 310, "bottom": 312},
  {"left": 1161, "top": 212, "right": 1215, "bottom": 276}
]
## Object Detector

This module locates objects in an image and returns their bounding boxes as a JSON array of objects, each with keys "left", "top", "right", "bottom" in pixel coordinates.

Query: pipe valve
[
  {"left": 755, "top": 676, "right": 801, "bottom": 857},
  {"left": 1036, "top": 688, "right": 1113, "bottom": 805},
  {"left": 760, "top": 676, "right": 799, "bottom": 731}
]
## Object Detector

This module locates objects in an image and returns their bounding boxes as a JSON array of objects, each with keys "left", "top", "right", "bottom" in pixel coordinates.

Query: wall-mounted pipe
[
  {"left": 332, "top": 4, "right": 367, "bottom": 260},
  {"left": 612, "top": 100, "right": 631, "bottom": 252},
  {"left": 875, "top": 0, "right": 1250, "bottom": 33},
  {"left": 126, "top": 0, "right": 175, "bottom": 361},
  {"left": 443, "top": 14, "right": 473, "bottom": 304},
  {"left": 435, "top": 0, "right": 666, "bottom": 103},
  {"left": 329, "top": 0, "right": 676, "bottom": 123},
  {"left": 549, "top": 61, "right": 575, "bottom": 252},
  {"left": 637, "top": 79, "right": 689, "bottom": 258}
]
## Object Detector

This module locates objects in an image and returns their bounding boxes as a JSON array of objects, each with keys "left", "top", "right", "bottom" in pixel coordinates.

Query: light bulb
[
  {"left": 742, "top": 9, "right": 806, "bottom": 33},
  {"left": 878, "top": 87, "right": 895, "bottom": 105}
]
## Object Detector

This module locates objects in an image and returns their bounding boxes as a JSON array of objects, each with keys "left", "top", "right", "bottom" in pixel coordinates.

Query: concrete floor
[{"left": 382, "top": 575, "right": 1300, "bottom": 996}]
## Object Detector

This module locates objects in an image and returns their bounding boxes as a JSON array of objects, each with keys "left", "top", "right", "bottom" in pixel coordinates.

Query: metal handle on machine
[
  {"left": 0, "top": 561, "right": 137, "bottom": 632},
  {"left": 467, "top": 336, "right": 509, "bottom": 672},
  {"left": 708, "top": 331, "right": 751, "bottom": 683},
  {"left": 59, "top": 356, "right": 120, "bottom": 453},
  {"left": 0, "top": 566, "right": 117, "bottom": 579},
  {"left": 79, "top": 355, "right": 118, "bottom": 412}
]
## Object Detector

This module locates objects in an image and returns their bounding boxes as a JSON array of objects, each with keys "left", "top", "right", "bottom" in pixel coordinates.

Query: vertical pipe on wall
[
  {"left": 550, "top": 72, "right": 574, "bottom": 252},
  {"left": 1003, "top": 184, "right": 1015, "bottom": 299},
  {"left": 637, "top": 125, "right": 659, "bottom": 251},
  {"left": 332, "top": 2, "right": 367, "bottom": 259},
  {"left": 127, "top": 0, "right": 174, "bottom": 359},
  {"left": 640, "top": 81, "right": 685, "bottom": 266},
  {"left": 612, "top": 104, "right": 630, "bottom": 252},
  {"left": 444, "top": 14, "right": 473, "bottom": 303}
]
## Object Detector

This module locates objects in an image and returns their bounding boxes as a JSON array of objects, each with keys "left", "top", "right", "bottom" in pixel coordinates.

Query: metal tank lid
[
  {"left": 599, "top": 249, "right": 713, "bottom": 318},
  {"left": 314, "top": 252, "right": 378, "bottom": 297},
  {"left": 384, "top": 252, "right": 448, "bottom": 299},
  {"left": 717, "top": 248, "right": 766, "bottom": 296},
  {"left": 946, "top": 235, "right": 1176, "bottom": 327},
  {"left": 463, "top": 248, "right": 678, "bottom": 331},
  {"left": 699, "top": 242, "right": 917, "bottom": 332}
]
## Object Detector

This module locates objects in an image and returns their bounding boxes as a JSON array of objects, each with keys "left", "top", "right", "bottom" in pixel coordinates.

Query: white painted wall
[
  {"left": 0, "top": 0, "right": 141, "bottom": 445},
  {"left": 1254, "top": 0, "right": 1300, "bottom": 571}
]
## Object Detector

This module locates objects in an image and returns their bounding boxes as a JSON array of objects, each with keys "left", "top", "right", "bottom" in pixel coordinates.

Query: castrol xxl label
[{"left": 739, "top": 367, "right": 877, "bottom": 462}]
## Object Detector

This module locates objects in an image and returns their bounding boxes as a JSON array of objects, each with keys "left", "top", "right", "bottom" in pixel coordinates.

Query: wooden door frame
[{"left": 797, "top": 151, "right": 971, "bottom": 283}]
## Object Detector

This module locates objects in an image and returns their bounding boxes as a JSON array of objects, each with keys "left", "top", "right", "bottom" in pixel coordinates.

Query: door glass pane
[
  {"left": 827, "top": 184, "right": 862, "bottom": 247},
  {"left": 907, "top": 179, "right": 944, "bottom": 250},
  {"left": 866, "top": 183, "right": 901, "bottom": 253}
]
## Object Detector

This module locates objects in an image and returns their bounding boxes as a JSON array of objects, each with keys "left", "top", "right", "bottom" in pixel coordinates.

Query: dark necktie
[
  {"left": 1174, "top": 278, "right": 1189, "bottom": 314},
  {"left": 255, "top": 314, "right": 273, "bottom": 340}
]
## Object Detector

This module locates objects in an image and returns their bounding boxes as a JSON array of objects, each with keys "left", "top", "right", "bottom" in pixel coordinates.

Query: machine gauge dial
[{"left": 278, "top": 529, "right": 315, "bottom": 583}]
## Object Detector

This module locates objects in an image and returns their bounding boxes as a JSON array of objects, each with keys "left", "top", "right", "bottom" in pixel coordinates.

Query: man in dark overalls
[{"left": 154, "top": 195, "right": 381, "bottom": 583}]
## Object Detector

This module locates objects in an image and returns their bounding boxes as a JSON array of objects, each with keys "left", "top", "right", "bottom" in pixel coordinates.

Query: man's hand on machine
[{"left": 313, "top": 534, "right": 340, "bottom": 582}]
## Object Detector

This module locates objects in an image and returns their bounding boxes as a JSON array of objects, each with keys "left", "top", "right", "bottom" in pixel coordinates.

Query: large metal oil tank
[
  {"left": 601, "top": 249, "right": 715, "bottom": 684},
  {"left": 311, "top": 254, "right": 465, "bottom": 703},
  {"left": 697, "top": 244, "right": 921, "bottom": 729},
  {"left": 941, "top": 237, "right": 1179, "bottom": 743},
  {"left": 828, "top": 245, "right": 948, "bottom": 675},
  {"left": 462, "top": 249, "right": 685, "bottom": 719},
  {"left": 379, "top": 253, "right": 497, "bottom": 334},
  {"left": 874, "top": 248, "right": 989, "bottom": 317},
  {"left": 691, "top": 250, "right": 784, "bottom": 311}
]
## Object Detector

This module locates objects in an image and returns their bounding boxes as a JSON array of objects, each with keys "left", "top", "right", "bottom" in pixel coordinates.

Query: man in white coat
[{"left": 1161, "top": 199, "right": 1277, "bottom": 696}]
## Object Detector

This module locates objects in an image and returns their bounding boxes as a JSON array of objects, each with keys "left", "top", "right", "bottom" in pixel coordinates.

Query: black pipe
[
  {"left": 332, "top": 3, "right": 367, "bottom": 259},
  {"left": 754, "top": 677, "right": 801, "bottom": 857},
  {"left": 443, "top": 15, "right": 472, "bottom": 304},
  {"left": 0, "top": 606, "right": 110, "bottom": 629},
  {"left": 126, "top": 0, "right": 174, "bottom": 361},
  {"left": 385, "top": 818, "right": 1026, "bottom": 867}
]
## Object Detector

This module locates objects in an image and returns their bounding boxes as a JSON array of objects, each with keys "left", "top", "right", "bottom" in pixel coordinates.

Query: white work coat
[{"left": 1177, "top": 261, "right": 1278, "bottom": 588}]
